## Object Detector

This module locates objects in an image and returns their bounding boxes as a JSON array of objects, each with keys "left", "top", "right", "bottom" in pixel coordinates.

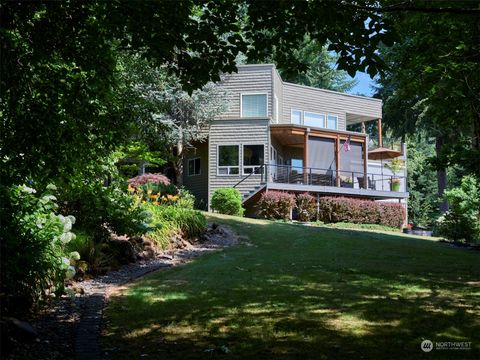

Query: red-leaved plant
[
  {"left": 318, "top": 196, "right": 405, "bottom": 229},
  {"left": 128, "top": 173, "right": 170, "bottom": 188},
  {"left": 257, "top": 191, "right": 296, "bottom": 221}
]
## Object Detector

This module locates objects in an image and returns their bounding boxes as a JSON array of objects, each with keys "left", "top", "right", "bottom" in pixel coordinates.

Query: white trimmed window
[
  {"left": 291, "top": 110, "right": 302, "bottom": 125},
  {"left": 243, "top": 145, "right": 264, "bottom": 175},
  {"left": 241, "top": 94, "right": 267, "bottom": 118},
  {"left": 327, "top": 115, "right": 338, "bottom": 129},
  {"left": 304, "top": 112, "right": 325, "bottom": 128},
  {"left": 218, "top": 145, "right": 239, "bottom": 175},
  {"left": 188, "top": 158, "right": 201, "bottom": 176}
]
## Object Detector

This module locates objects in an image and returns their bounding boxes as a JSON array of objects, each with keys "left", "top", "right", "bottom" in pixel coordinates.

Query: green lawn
[{"left": 102, "top": 214, "right": 480, "bottom": 359}]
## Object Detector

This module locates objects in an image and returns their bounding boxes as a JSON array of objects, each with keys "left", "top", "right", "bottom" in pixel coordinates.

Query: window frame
[
  {"left": 240, "top": 92, "right": 268, "bottom": 118},
  {"left": 291, "top": 109, "right": 303, "bottom": 125},
  {"left": 327, "top": 114, "right": 338, "bottom": 130},
  {"left": 304, "top": 111, "right": 326, "bottom": 128},
  {"left": 242, "top": 144, "right": 265, "bottom": 175},
  {"left": 187, "top": 157, "right": 201, "bottom": 176},
  {"left": 217, "top": 144, "right": 240, "bottom": 176}
]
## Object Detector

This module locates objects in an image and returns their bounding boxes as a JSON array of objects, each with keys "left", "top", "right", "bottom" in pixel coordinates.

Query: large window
[
  {"left": 327, "top": 115, "right": 338, "bottom": 129},
  {"left": 188, "top": 158, "right": 201, "bottom": 176},
  {"left": 243, "top": 145, "right": 264, "bottom": 174},
  {"left": 304, "top": 112, "right": 325, "bottom": 128},
  {"left": 291, "top": 110, "right": 302, "bottom": 125},
  {"left": 241, "top": 94, "right": 267, "bottom": 118},
  {"left": 218, "top": 145, "right": 239, "bottom": 175}
]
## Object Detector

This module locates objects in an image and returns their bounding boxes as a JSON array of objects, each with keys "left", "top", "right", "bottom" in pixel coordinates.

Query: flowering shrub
[
  {"left": 0, "top": 183, "right": 78, "bottom": 314},
  {"left": 257, "top": 191, "right": 296, "bottom": 221},
  {"left": 318, "top": 196, "right": 405, "bottom": 229},
  {"left": 296, "top": 193, "right": 317, "bottom": 222},
  {"left": 128, "top": 173, "right": 170, "bottom": 188},
  {"left": 211, "top": 188, "right": 244, "bottom": 216}
]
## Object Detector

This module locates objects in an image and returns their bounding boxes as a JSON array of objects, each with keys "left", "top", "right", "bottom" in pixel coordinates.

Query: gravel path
[{"left": 7, "top": 225, "right": 238, "bottom": 360}]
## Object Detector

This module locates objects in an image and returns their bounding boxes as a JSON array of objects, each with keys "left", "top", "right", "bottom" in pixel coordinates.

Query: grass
[{"left": 102, "top": 213, "right": 480, "bottom": 359}]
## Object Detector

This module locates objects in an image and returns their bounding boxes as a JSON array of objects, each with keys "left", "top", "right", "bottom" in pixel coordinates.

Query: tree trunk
[
  {"left": 436, "top": 136, "right": 448, "bottom": 213},
  {"left": 174, "top": 141, "right": 184, "bottom": 186}
]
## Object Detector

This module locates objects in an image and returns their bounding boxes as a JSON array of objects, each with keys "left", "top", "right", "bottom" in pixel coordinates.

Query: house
[{"left": 182, "top": 64, "right": 408, "bottom": 217}]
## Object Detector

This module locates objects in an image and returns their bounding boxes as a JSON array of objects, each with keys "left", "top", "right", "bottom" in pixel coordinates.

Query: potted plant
[{"left": 384, "top": 158, "right": 404, "bottom": 192}]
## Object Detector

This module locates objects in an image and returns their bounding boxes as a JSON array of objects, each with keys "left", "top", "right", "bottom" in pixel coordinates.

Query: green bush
[
  {"left": 0, "top": 184, "right": 77, "bottom": 314},
  {"left": 434, "top": 176, "right": 480, "bottom": 243},
  {"left": 296, "top": 193, "right": 317, "bottom": 222},
  {"left": 211, "top": 188, "right": 244, "bottom": 216},
  {"left": 59, "top": 177, "right": 151, "bottom": 242},
  {"left": 176, "top": 187, "right": 196, "bottom": 209},
  {"left": 257, "top": 191, "right": 296, "bottom": 221}
]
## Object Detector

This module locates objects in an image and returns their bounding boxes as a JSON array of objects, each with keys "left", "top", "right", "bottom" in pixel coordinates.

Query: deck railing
[{"left": 266, "top": 164, "right": 407, "bottom": 193}]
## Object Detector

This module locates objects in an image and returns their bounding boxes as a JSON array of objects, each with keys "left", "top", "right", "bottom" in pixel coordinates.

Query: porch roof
[{"left": 270, "top": 124, "right": 367, "bottom": 147}]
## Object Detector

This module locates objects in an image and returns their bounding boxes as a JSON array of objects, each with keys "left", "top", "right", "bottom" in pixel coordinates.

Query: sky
[{"left": 347, "top": 72, "right": 377, "bottom": 97}]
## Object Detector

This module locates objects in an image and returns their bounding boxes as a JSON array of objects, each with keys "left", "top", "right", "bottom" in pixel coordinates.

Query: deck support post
[
  {"left": 304, "top": 129, "right": 309, "bottom": 184},
  {"left": 363, "top": 138, "right": 368, "bottom": 189},
  {"left": 361, "top": 121, "right": 366, "bottom": 134},
  {"left": 377, "top": 118, "right": 383, "bottom": 147},
  {"left": 335, "top": 135, "right": 340, "bottom": 187},
  {"left": 316, "top": 193, "right": 320, "bottom": 221}
]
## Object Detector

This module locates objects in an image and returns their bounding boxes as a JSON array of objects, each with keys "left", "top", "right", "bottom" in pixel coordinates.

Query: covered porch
[{"left": 268, "top": 123, "right": 407, "bottom": 196}]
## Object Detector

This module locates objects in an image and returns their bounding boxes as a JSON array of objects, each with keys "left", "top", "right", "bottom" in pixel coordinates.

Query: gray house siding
[
  {"left": 183, "top": 141, "right": 209, "bottom": 209},
  {"left": 281, "top": 83, "right": 382, "bottom": 130},
  {"left": 208, "top": 119, "right": 270, "bottom": 209},
  {"left": 217, "top": 65, "right": 274, "bottom": 120},
  {"left": 272, "top": 67, "right": 283, "bottom": 124}
]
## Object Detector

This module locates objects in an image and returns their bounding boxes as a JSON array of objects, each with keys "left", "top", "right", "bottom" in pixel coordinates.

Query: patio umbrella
[{"left": 368, "top": 148, "right": 402, "bottom": 190}]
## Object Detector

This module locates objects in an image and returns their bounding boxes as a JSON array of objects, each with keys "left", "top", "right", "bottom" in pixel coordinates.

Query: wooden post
[
  {"left": 304, "top": 130, "right": 309, "bottom": 184},
  {"left": 377, "top": 118, "right": 383, "bottom": 148},
  {"left": 316, "top": 193, "right": 320, "bottom": 220},
  {"left": 363, "top": 138, "right": 368, "bottom": 189},
  {"left": 335, "top": 135, "right": 340, "bottom": 187},
  {"left": 361, "top": 121, "right": 366, "bottom": 134}
]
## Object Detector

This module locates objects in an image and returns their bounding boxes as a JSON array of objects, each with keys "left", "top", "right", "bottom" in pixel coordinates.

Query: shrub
[
  {"left": 433, "top": 176, "right": 480, "bottom": 243},
  {"left": 296, "top": 193, "right": 317, "bottom": 222},
  {"left": 0, "top": 184, "right": 77, "bottom": 314},
  {"left": 211, "top": 188, "right": 244, "bottom": 216},
  {"left": 128, "top": 172, "right": 170, "bottom": 188},
  {"left": 318, "top": 196, "right": 405, "bottom": 229},
  {"left": 257, "top": 191, "right": 296, "bottom": 221},
  {"left": 59, "top": 178, "right": 151, "bottom": 242},
  {"left": 176, "top": 188, "right": 196, "bottom": 209}
]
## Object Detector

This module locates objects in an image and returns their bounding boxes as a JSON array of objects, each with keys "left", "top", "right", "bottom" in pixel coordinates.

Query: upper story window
[
  {"left": 327, "top": 115, "right": 338, "bottom": 130},
  {"left": 291, "top": 110, "right": 302, "bottom": 125},
  {"left": 241, "top": 93, "right": 267, "bottom": 118},
  {"left": 304, "top": 112, "right": 325, "bottom": 128}
]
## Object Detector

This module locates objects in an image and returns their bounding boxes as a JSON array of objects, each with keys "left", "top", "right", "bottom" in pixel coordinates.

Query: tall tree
[
  {"left": 117, "top": 53, "right": 227, "bottom": 184},
  {"left": 264, "top": 37, "right": 357, "bottom": 92}
]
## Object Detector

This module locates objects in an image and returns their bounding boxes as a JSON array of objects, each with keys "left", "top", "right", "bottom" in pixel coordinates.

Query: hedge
[
  {"left": 318, "top": 196, "right": 405, "bottom": 229},
  {"left": 257, "top": 191, "right": 296, "bottom": 221}
]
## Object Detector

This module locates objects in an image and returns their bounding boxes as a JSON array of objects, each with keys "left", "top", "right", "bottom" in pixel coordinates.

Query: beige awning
[{"left": 368, "top": 147, "right": 402, "bottom": 160}]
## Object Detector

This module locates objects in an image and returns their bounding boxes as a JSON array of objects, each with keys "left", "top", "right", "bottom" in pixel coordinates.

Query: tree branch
[{"left": 345, "top": 1, "right": 480, "bottom": 15}]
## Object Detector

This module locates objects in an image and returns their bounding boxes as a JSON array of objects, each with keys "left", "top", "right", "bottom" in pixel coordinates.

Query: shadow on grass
[{"left": 102, "top": 217, "right": 480, "bottom": 359}]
